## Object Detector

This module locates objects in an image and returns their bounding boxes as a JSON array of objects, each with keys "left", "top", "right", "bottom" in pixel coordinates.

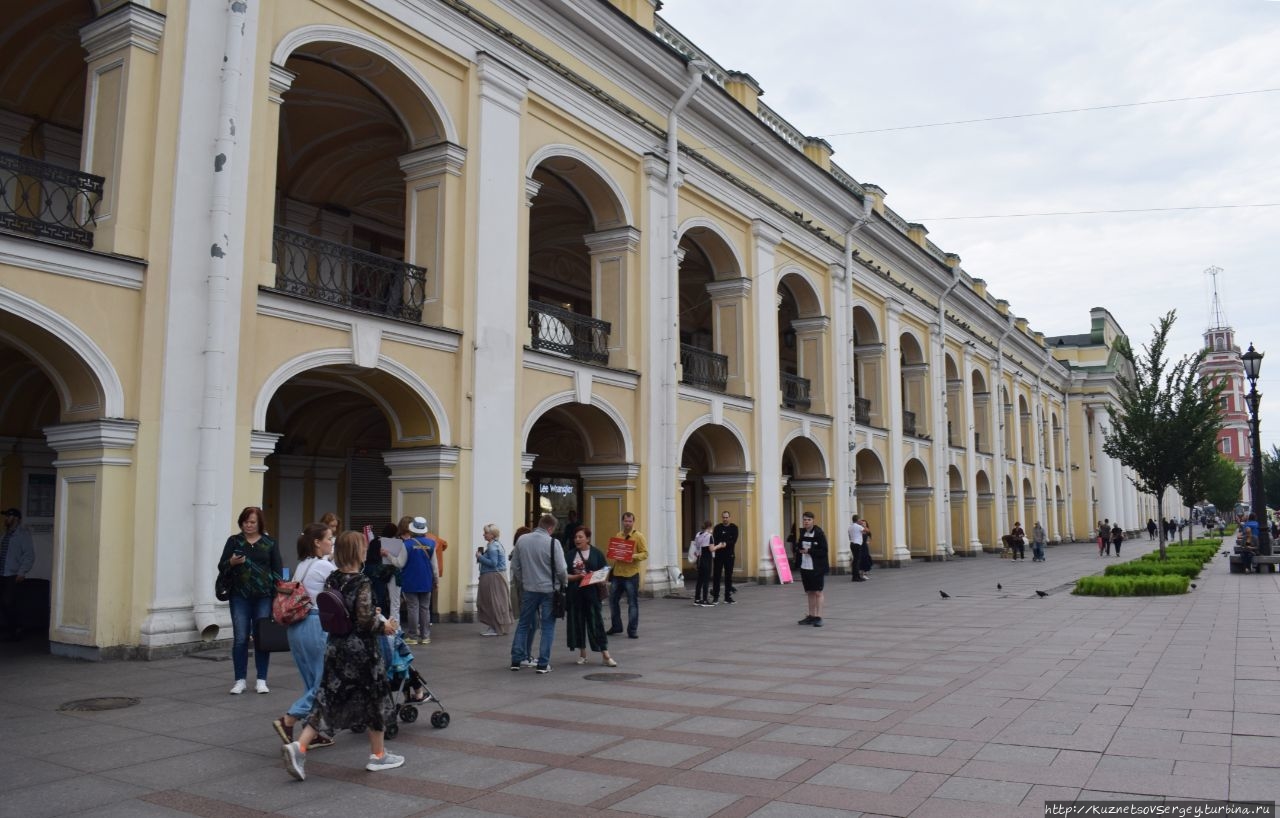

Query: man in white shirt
[{"left": 848, "top": 514, "right": 867, "bottom": 582}]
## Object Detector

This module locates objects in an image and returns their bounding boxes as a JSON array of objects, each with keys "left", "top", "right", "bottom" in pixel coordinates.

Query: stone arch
[
  {"left": 272, "top": 24, "right": 458, "bottom": 145},
  {"left": 944, "top": 353, "right": 960, "bottom": 381},
  {"left": 777, "top": 267, "right": 824, "bottom": 318},
  {"left": 679, "top": 416, "right": 751, "bottom": 473},
  {"left": 527, "top": 147, "right": 631, "bottom": 231},
  {"left": 0, "top": 288, "right": 123, "bottom": 418},
  {"left": 899, "top": 330, "right": 928, "bottom": 365},
  {"left": 781, "top": 432, "right": 827, "bottom": 479},
  {"left": 521, "top": 392, "right": 634, "bottom": 463},
  {"left": 851, "top": 303, "right": 881, "bottom": 344},
  {"left": 975, "top": 470, "right": 991, "bottom": 494},
  {"left": 948, "top": 465, "right": 964, "bottom": 492},
  {"left": 904, "top": 458, "right": 930, "bottom": 488},
  {"left": 677, "top": 218, "right": 745, "bottom": 277},
  {"left": 855, "top": 448, "right": 886, "bottom": 485},
  {"left": 253, "top": 349, "right": 450, "bottom": 445}
]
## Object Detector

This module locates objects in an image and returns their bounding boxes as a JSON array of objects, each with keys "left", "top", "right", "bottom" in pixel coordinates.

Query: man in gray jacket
[
  {"left": 509, "top": 513, "right": 567, "bottom": 674},
  {"left": 1, "top": 508, "right": 35, "bottom": 641}
]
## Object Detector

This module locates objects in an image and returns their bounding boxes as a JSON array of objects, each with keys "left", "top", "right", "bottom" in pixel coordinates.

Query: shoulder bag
[
  {"left": 273, "top": 559, "right": 317, "bottom": 626},
  {"left": 318, "top": 578, "right": 355, "bottom": 635}
]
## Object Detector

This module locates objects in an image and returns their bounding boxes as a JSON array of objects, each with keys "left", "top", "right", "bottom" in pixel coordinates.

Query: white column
[
  {"left": 751, "top": 219, "right": 784, "bottom": 575},
  {"left": 1010, "top": 387, "right": 1025, "bottom": 528},
  {"left": 1044, "top": 399, "right": 1059, "bottom": 539},
  {"left": 961, "top": 346, "right": 981, "bottom": 552},
  {"left": 930, "top": 320, "right": 950, "bottom": 556},
  {"left": 641, "top": 157, "right": 675, "bottom": 589},
  {"left": 992, "top": 370, "right": 1009, "bottom": 539},
  {"left": 1032, "top": 391, "right": 1047, "bottom": 532},
  {"left": 469, "top": 54, "right": 527, "bottom": 556},
  {"left": 831, "top": 262, "right": 854, "bottom": 552},
  {"left": 1093, "top": 405, "right": 1117, "bottom": 525},
  {"left": 886, "top": 300, "right": 910, "bottom": 562}
]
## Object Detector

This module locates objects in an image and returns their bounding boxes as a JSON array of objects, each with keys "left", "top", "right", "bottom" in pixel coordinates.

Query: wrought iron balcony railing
[
  {"left": 854, "top": 396, "right": 871, "bottom": 425},
  {"left": 782, "top": 372, "right": 811, "bottom": 411},
  {"left": 680, "top": 344, "right": 728, "bottom": 392},
  {"left": 0, "top": 151, "right": 103, "bottom": 248},
  {"left": 272, "top": 226, "right": 429, "bottom": 322},
  {"left": 902, "top": 409, "right": 917, "bottom": 437},
  {"left": 528, "top": 300, "right": 611, "bottom": 365}
]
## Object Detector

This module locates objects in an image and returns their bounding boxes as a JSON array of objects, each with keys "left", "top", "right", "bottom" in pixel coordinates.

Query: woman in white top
[{"left": 273, "top": 523, "right": 337, "bottom": 749}]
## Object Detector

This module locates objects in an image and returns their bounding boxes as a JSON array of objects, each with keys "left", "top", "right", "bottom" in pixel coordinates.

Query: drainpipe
[
  {"left": 992, "top": 319, "right": 1015, "bottom": 539},
  {"left": 841, "top": 200, "right": 873, "bottom": 534},
  {"left": 934, "top": 270, "right": 961, "bottom": 556},
  {"left": 661, "top": 59, "right": 705, "bottom": 587},
  {"left": 193, "top": 0, "right": 248, "bottom": 641}
]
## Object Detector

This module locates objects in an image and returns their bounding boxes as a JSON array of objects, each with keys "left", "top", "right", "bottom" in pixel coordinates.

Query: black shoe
[
  {"left": 811, "top": 618, "right": 823, "bottom": 627},
  {"left": 852, "top": 576, "right": 864, "bottom": 582},
  {"left": 606, "top": 628, "right": 623, "bottom": 635},
  {"left": 627, "top": 633, "right": 638, "bottom": 639},
  {"left": 510, "top": 663, "right": 521, "bottom": 671},
  {"left": 535, "top": 664, "right": 551, "bottom": 674},
  {"left": 725, "top": 598, "right": 735, "bottom": 605},
  {"left": 798, "top": 615, "right": 815, "bottom": 625}
]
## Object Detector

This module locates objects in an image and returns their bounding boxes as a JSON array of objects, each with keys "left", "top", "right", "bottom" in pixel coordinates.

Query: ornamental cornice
[
  {"left": 704, "top": 277, "right": 751, "bottom": 300},
  {"left": 400, "top": 142, "right": 467, "bottom": 180},
  {"left": 80, "top": 3, "right": 165, "bottom": 59},
  {"left": 44, "top": 419, "right": 140, "bottom": 452},
  {"left": 584, "top": 226, "right": 641, "bottom": 254}
]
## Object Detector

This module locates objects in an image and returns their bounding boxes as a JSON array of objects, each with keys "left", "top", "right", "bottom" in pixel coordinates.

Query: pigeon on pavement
[{"left": 939, "top": 590, "right": 950, "bottom": 599}]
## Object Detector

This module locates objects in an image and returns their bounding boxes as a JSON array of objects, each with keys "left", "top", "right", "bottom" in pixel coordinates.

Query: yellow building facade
[{"left": 0, "top": 0, "right": 1166, "bottom": 657}]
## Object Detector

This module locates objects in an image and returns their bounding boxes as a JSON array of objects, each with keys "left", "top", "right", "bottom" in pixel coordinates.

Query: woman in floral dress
[{"left": 282, "top": 531, "right": 404, "bottom": 780}]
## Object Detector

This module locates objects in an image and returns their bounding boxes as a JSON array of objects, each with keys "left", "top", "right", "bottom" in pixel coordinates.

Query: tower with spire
[{"left": 1199, "top": 266, "right": 1252, "bottom": 506}]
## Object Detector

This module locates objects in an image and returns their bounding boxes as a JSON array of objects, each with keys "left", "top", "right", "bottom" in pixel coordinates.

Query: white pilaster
[
  {"left": 961, "top": 346, "right": 981, "bottom": 552},
  {"left": 885, "top": 300, "right": 910, "bottom": 562},
  {"left": 831, "top": 261, "right": 853, "bottom": 566},
  {"left": 642, "top": 156, "right": 675, "bottom": 590},
  {"left": 929, "top": 320, "right": 950, "bottom": 556},
  {"left": 470, "top": 54, "right": 527, "bottom": 559},
  {"left": 751, "top": 219, "right": 784, "bottom": 575}
]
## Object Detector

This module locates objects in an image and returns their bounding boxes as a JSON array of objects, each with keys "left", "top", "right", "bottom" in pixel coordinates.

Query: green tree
[
  {"left": 1263, "top": 445, "right": 1280, "bottom": 511},
  {"left": 1103, "top": 311, "right": 1224, "bottom": 560},
  {"left": 1172, "top": 442, "right": 1213, "bottom": 542},
  {"left": 1204, "top": 453, "right": 1245, "bottom": 514}
]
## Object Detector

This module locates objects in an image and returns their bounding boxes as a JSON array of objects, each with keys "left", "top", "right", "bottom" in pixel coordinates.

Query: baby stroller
[{"left": 379, "top": 630, "right": 450, "bottom": 737}]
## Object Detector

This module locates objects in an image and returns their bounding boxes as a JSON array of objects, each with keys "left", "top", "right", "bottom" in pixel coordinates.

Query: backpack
[
  {"left": 317, "top": 584, "right": 353, "bottom": 635},
  {"left": 272, "top": 560, "right": 317, "bottom": 626}
]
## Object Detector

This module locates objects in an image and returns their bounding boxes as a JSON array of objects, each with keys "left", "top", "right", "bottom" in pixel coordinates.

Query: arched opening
[
  {"left": 1005, "top": 474, "right": 1017, "bottom": 532},
  {"left": 527, "top": 155, "right": 630, "bottom": 367},
  {"left": 1001, "top": 386, "right": 1014, "bottom": 458},
  {"left": 900, "top": 333, "right": 929, "bottom": 438},
  {"left": 944, "top": 354, "right": 962, "bottom": 447},
  {"left": 262, "top": 365, "right": 443, "bottom": 576},
  {"left": 852, "top": 306, "right": 884, "bottom": 427},
  {"left": 778, "top": 273, "right": 826, "bottom": 413},
  {"left": 274, "top": 41, "right": 450, "bottom": 323},
  {"left": 904, "top": 457, "right": 932, "bottom": 557},
  {"left": 855, "top": 449, "right": 889, "bottom": 562},
  {"left": 1022, "top": 477, "right": 1035, "bottom": 530},
  {"left": 1018, "top": 395, "right": 1033, "bottom": 462},
  {"left": 972, "top": 369, "right": 992, "bottom": 453},
  {"left": 781, "top": 436, "right": 829, "bottom": 556},
  {"left": 677, "top": 226, "right": 742, "bottom": 393},
  {"left": 679, "top": 423, "right": 749, "bottom": 580},
  {"left": 0, "top": 308, "right": 118, "bottom": 651},
  {"left": 524, "top": 402, "right": 629, "bottom": 534},
  {"left": 976, "top": 469, "right": 995, "bottom": 551},
  {"left": 948, "top": 464, "right": 967, "bottom": 555},
  {"left": 0, "top": 1, "right": 100, "bottom": 248}
]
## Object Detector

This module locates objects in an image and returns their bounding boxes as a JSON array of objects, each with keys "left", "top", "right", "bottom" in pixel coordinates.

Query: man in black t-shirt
[
  {"left": 711, "top": 511, "right": 739, "bottom": 604},
  {"left": 796, "top": 511, "right": 829, "bottom": 627}
]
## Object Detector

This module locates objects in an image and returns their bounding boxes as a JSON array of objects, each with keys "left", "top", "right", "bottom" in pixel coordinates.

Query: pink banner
[{"left": 769, "top": 535, "right": 793, "bottom": 584}]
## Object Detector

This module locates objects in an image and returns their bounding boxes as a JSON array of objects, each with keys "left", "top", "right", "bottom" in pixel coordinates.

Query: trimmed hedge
[
  {"left": 1074, "top": 575, "right": 1189, "bottom": 596},
  {"left": 1104, "top": 560, "right": 1203, "bottom": 578},
  {"left": 1140, "top": 546, "right": 1216, "bottom": 565}
]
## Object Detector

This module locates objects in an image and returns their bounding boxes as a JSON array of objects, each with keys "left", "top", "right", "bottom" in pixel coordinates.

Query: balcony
[
  {"left": 0, "top": 151, "right": 104, "bottom": 248},
  {"left": 854, "top": 396, "right": 871, "bottom": 425},
  {"left": 680, "top": 344, "right": 728, "bottom": 392},
  {"left": 273, "top": 226, "right": 429, "bottom": 322},
  {"left": 528, "top": 300, "right": 611, "bottom": 365},
  {"left": 902, "top": 409, "right": 917, "bottom": 437},
  {"left": 782, "top": 372, "right": 811, "bottom": 412}
]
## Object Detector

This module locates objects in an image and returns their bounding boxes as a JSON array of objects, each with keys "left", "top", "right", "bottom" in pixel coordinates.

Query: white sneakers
[
  {"left": 229, "top": 679, "right": 268, "bottom": 695},
  {"left": 366, "top": 752, "right": 405, "bottom": 772}
]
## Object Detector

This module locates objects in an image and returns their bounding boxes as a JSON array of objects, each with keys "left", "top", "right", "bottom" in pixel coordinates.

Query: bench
[{"left": 1230, "top": 553, "right": 1280, "bottom": 573}]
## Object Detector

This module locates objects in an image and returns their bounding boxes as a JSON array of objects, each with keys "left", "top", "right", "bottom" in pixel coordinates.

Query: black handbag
[
  {"left": 214, "top": 565, "right": 234, "bottom": 602},
  {"left": 254, "top": 616, "right": 291, "bottom": 653}
]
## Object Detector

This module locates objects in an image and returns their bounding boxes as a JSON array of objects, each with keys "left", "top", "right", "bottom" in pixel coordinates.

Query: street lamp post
[{"left": 1241, "top": 343, "right": 1269, "bottom": 554}]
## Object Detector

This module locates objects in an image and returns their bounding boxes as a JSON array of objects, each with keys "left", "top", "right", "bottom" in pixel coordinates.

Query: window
[{"left": 1222, "top": 438, "right": 1232, "bottom": 455}]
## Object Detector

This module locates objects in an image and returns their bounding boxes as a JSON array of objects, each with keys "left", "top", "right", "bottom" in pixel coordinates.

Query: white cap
[{"left": 409, "top": 517, "right": 429, "bottom": 535}]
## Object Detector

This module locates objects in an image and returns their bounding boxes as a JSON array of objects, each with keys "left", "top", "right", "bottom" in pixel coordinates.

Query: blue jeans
[
  {"left": 286, "top": 610, "right": 325, "bottom": 719},
  {"left": 609, "top": 575, "right": 639, "bottom": 636},
  {"left": 1032, "top": 543, "right": 1045, "bottom": 561},
  {"left": 229, "top": 594, "right": 272, "bottom": 681},
  {"left": 510, "top": 591, "right": 555, "bottom": 667}
]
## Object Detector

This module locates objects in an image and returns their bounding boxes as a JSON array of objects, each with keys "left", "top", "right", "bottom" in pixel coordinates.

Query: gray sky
[{"left": 661, "top": 0, "right": 1280, "bottom": 453}]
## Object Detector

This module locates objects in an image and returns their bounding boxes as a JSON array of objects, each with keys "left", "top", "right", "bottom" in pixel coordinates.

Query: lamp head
[{"left": 1242, "top": 343, "right": 1263, "bottom": 381}]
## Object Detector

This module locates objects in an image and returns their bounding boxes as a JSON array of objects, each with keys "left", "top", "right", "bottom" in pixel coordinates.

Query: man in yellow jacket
[{"left": 606, "top": 512, "right": 647, "bottom": 639}]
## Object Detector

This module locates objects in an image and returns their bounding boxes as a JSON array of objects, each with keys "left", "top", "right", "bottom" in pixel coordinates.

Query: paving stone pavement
[{"left": 3, "top": 530, "right": 1277, "bottom": 817}]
